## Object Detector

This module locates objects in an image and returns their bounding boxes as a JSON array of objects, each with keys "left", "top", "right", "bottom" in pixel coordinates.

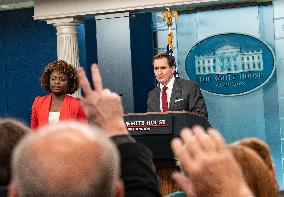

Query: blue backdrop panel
[
  {"left": 77, "top": 24, "right": 86, "bottom": 69},
  {"left": 176, "top": 4, "right": 282, "bottom": 188},
  {"left": 177, "top": 6, "right": 266, "bottom": 140},
  {"left": 83, "top": 17, "right": 98, "bottom": 89},
  {"left": 0, "top": 50, "right": 7, "bottom": 117},
  {"left": 129, "top": 12, "right": 155, "bottom": 112},
  {"left": 0, "top": 17, "right": 7, "bottom": 116},
  {"left": 0, "top": 8, "right": 56, "bottom": 125},
  {"left": 96, "top": 16, "right": 134, "bottom": 113},
  {"left": 259, "top": 5, "right": 282, "bottom": 189}
]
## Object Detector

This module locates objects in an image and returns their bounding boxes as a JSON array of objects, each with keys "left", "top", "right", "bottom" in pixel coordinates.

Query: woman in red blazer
[{"left": 31, "top": 60, "right": 87, "bottom": 130}]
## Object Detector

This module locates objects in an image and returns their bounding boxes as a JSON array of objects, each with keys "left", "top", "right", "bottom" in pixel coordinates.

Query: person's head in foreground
[
  {"left": 0, "top": 119, "right": 30, "bottom": 186},
  {"left": 9, "top": 121, "right": 124, "bottom": 197},
  {"left": 235, "top": 137, "right": 278, "bottom": 188},
  {"left": 229, "top": 144, "right": 278, "bottom": 197}
]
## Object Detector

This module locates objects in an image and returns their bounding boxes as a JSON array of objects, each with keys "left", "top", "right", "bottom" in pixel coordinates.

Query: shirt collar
[{"left": 159, "top": 76, "right": 175, "bottom": 90}]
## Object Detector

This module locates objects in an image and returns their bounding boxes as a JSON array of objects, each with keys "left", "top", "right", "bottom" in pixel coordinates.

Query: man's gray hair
[{"left": 11, "top": 121, "right": 120, "bottom": 197}]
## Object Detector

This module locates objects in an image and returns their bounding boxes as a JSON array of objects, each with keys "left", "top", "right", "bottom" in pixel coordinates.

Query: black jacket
[{"left": 112, "top": 135, "right": 162, "bottom": 197}]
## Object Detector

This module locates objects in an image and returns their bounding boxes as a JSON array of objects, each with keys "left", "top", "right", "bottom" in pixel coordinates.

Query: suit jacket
[
  {"left": 112, "top": 135, "right": 162, "bottom": 197},
  {"left": 0, "top": 186, "right": 7, "bottom": 197},
  {"left": 147, "top": 78, "right": 208, "bottom": 118},
  {"left": 31, "top": 94, "right": 87, "bottom": 129}
]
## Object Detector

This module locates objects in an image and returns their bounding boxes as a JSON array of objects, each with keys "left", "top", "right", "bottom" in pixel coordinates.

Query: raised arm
[
  {"left": 171, "top": 126, "right": 253, "bottom": 197},
  {"left": 77, "top": 64, "right": 162, "bottom": 197}
]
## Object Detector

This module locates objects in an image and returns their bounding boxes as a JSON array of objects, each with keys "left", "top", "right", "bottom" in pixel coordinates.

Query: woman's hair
[
  {"left": 40, "top": 60, "right": 79, "bottom": 94},
  {"left": 229, "top": 144, "right": 278, "bottom": 197}
]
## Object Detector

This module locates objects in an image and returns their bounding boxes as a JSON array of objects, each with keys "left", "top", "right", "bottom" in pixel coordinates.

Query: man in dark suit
[{"left": 147, "top": 53, "right": 208, "bottom": 119}]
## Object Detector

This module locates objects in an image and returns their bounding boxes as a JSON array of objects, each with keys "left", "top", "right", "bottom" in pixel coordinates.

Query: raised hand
[
  {"left": 171, "top": 126, "right": 253, "bottom": 197},
  {"left": 77, "top": 64, "right": 127, "bottom": 137}
]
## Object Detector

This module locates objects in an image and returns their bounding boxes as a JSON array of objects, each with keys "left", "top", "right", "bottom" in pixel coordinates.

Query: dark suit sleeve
[
  {"left": 187, "top": 82, "right": 208, "bottom": 119},
  {"left": 0, "top": 187, "right": 7, "bottom": 197},
  {"left": 112, "top": 136, "right": 162, "bottom": 197}
]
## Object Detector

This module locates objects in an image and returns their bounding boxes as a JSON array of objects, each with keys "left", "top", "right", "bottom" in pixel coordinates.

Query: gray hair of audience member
[
  {"left": 11, "top": 121, "right": 120, "bottom": 197},
  {"left": 0, "top": 118, "right": 30, "bottom": 186}
]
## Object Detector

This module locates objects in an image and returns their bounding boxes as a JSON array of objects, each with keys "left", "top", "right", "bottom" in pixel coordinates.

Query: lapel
[
  {"left": 59, "top": 95, "right": 69, "bottom": 120},
  {"left": 169, "top": 78, "right": 183, "bottom": 111},
  {"left": 41, "top": 94, "right": 52, "bottom": 125},
  {"left": 39, "top": 94, "right": 71, "bottom": 126},
  {"left": 153, "top": 86, "right": 161, "bottom": 111}
]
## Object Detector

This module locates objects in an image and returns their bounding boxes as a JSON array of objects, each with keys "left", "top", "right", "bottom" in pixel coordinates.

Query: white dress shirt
[{"left": 48, "top": 112, "right": 60, "bottom": 125}]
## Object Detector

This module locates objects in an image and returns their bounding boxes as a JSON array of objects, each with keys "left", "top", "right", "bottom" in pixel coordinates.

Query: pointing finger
[
  {"left": 91, "top": 64, "right": 103, "bottom": 92},
  {"left": 77, "top": 67, "right": 92, "bottom": 96}
]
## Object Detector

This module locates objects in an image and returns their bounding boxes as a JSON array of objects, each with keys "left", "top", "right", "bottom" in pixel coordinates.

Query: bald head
[{"left": 11, "top": 122, "right": 121, "bottom": 197}]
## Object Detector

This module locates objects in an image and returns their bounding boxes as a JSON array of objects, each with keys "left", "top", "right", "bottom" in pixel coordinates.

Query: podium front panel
[{"left": 124, "top": 112, "right": 211, "bottom": 159}]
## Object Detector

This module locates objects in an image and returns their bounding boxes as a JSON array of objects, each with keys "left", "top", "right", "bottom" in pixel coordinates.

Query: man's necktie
[{"left": 162, "top": 86, "right": 168, "bottom": 112}]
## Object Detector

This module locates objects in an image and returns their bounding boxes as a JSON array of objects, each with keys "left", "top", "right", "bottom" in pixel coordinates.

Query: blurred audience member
[
  {"left": 9, "top": 122, "right": 122, "bottom": 197},
  {"left": 236, "top": 137, "right": 278, "bottom": 188},
  {"left": 230, "top": 144, "right": 278, "bottom": 197},
  {"left": 0, "top": 119, "right": 30, "bottom": 197}
]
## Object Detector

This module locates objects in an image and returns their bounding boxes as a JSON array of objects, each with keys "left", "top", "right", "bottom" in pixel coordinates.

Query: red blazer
[{"left": 31, "top": 94, "right": 87, "bottom": 130}]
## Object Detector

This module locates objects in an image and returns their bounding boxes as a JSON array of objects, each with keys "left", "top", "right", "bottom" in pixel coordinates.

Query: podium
[
  {"left": 124, "top": 112, "right": 211, "bottom": 195},
  {"left": 124, "top": 111, "right": 211, "bottom": 159}
]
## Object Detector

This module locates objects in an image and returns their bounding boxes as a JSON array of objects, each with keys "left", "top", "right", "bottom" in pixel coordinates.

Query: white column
[
  {"left": 47, "top": 17, "right": 81, "bottom": 97},
  {"left": 47, "top": 17, "right": 80, "bottom": 68}
]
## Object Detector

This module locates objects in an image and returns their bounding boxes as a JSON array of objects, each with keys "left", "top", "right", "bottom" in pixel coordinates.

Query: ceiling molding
[
  {"left": 0, "top": 0, "right": 34, "bottom": 11},
  {"left": 33, "top": 0, "right": 271, "bottom": 20}
]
